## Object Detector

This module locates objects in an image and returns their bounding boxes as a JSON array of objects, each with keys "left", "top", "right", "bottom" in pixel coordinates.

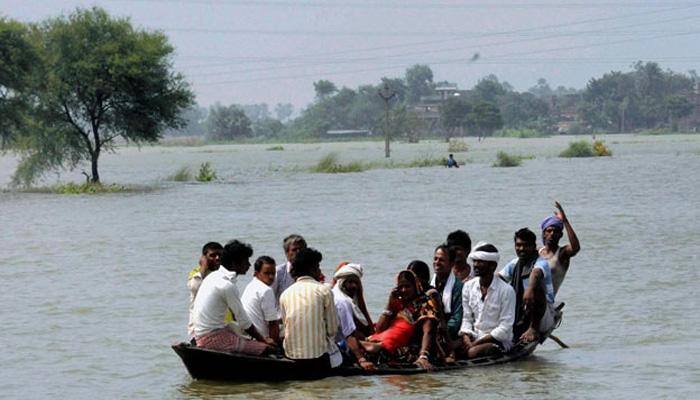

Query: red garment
[
  {"left": 368, "top": 318, "right": 415, "bottom": 353},
  {"left": 195, "top": 328, "right": 267, "bottom": 355}
]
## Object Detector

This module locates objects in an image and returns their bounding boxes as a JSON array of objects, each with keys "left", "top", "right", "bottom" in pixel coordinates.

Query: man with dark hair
[
  {"left": 446, "top": 230, "right": 472, "bottom": 281},
  {"left": 280, "top": 248, "right": 340, "bottom": 372},
  {"left": 431, "top": 244, "right": 463, "bottom": 339},
  {"left": 191, "top": 240, "right": 272, "bottom": 354},
  {"left": 539, "top": 201, "right": 581, "bottom": 296},
  {"left": 499, "top": 228, "right": 555, "bottom": 343},
  {"left": 187, "top": 242, "right": 223, "bottom": 338},
  {"left": 242, "top": 256, "right": 281, "bottom": 344},
  {"left": 272, "top": 234, "right": 308, "bottom": 301},
  {"left": 459, "top": 242, "right": 515, "bottom": 359}
]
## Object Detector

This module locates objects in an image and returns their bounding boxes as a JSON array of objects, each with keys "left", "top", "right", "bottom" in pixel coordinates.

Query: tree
[
  {"left": 205, "top": 103, "right": 252, "bottom": 140},
  {"left": 252, "top": 117, "right": 284, "bottom": 138},
  {"left": 405, "top": 64, "right": 434, "bottom": 104},
  {"left": 471, "top": 75, "right": 507, "bottom": 103},
  {"left": 313, "top": 79, "right": 337, "bottom": 100},
  {"left": 666, "top": 95, "right": 694, "bottom": 131},
  {"left": 498, "top": 92, "right": 550, "bottom": 129},
  {"left": 164, "top": 105, "right": 207, "bottom": 136},
  {"left": 12, "top": 7, "right": 193, "bottom": 185},
  {"left": 274, "top": 103, "right": 294, "bottom": 121},
  {"left": 240, "top": 103, "right": 270, "bottom": 122},
  {"left": 440, "top": 97, "right": 472, "bottom": 140},
  {"left": 0, "top": 18, "right": 38, "bottom": 146},
  {"left": 469, "top": 102, "right": 503, "bottom": 140}
]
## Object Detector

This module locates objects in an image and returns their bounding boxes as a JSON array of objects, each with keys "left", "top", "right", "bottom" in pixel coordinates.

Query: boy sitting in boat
[
  {"left": 499, "top": 228, "right": 555, "bottom": 343},
  {"left": 458, "top": 242, "right": 516, "bottom": 359},
  {"left": 446, "top": 230, "right": 472, "bottom": 282},
  {"left": 241, "top": 256, "right": 281, "bottom": 345},
  {"left": 187, "top": 242, "right": 223, "bottom": 338},
  {"left": 191, "top": 240, "right": 273, "bottom": 355}
]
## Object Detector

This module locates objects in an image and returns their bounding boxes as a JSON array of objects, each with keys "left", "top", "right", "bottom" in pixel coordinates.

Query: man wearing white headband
[{"left": 458, "top": 242, "right": 516, "bottom": 359}]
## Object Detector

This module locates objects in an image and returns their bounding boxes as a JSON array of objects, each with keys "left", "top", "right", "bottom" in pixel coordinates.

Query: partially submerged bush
[
  {"left": 312, "top": 153, "right": 368, "bottom": 173},
  {"left": 447, "top": 138, "right": 469, "bottom": 152},
  {"left": 592, "top": 140, "right": 612, "bottom": 156},
  {"left": 266, "top": 145, "right": 284, "bottom": 151},
  {"left": 494, "top": 128, "right": 548, "bottom": 138},
  {"left": 492, "top": 151, "right": 522, "bottom": 167},
  {"left": 167, "top": 166, "right": 193, "bottom": 181},
  {"left": 559, "top": 141, "right": 595, "bottom": 158},
  {"left": 404, "top": 155, "right": 448, "bottom": 168},
  {"left": 196, "top": 162, "right": 218, "bottom": 182}
]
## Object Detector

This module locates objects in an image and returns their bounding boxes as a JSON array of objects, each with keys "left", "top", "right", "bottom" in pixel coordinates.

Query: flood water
[{"left": 1, "top": 134, "right": 699, "bottom": 399}]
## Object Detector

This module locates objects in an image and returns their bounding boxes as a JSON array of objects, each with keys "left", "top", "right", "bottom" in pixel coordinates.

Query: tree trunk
[{"left": 91, "top": 152, "right": 100, "bottom": 183}]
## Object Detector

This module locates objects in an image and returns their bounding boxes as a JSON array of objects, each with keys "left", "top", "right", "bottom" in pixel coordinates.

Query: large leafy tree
[
  {"left": 0, "top": 18, "right": 38, "bottom": 146},
  {"left": 405, "top": 64, "right": 434, "bottom": 104},
  {"left": 13, "top": 7, "right": 193, "bottom": 185},
  {"left": 469, "top": 102, "right": 503, "bottom": 140},
  {"left": 205, "top": 103, "right": 252, "bottom": 140},
  {"left": 440, "top": 97, "right": 472, "bottom": 140}
]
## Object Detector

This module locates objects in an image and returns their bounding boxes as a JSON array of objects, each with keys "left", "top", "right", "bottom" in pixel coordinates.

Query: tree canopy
[{"left": 10, "top": 7, "right": 193, "bottom": 185}]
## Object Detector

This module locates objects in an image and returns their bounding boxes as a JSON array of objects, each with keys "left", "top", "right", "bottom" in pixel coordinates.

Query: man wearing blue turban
[{"left": 539, "top": 201, "right": 581, "bottom": 296}]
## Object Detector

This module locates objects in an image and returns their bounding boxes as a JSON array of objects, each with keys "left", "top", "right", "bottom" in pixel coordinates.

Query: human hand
[
  {"left": 554, "top": 201, "right": 567, "bottom": 222},
  {"left": 415, "top": 357, "right": 433, "bottom": 371},
  {"left": 358, "top": 357, "right": 376, "bottom": 371},
  {"left": 198, "top": 255, "right": 209, "bottom": 276},
  {"left": 263, "top": 337, "right": 277, "bottom": 347}
]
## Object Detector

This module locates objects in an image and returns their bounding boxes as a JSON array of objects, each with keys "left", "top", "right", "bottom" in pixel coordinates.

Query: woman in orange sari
[{"left": 361, "top": 270, "right": 439, "bottom": 370}]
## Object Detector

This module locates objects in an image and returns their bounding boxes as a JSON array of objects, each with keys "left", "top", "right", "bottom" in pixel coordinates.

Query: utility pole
[{"left": 378, "top": 83, "right": 396, "bottom": 158}]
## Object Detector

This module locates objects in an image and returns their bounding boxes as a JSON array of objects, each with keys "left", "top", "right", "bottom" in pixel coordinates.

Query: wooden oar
[{"left": 548, "top": 334, "right": 569, "bottom": 348}]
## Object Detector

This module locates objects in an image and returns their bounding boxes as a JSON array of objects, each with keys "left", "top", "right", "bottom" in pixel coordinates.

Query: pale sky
[{"left": 3, "top": 1, "right": 699, "bottom": 108}]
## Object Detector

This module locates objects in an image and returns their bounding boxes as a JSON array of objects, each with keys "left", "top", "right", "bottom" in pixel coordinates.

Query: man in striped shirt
[{"left": 279, "top": 248, "right": 340, "bottom": 372}]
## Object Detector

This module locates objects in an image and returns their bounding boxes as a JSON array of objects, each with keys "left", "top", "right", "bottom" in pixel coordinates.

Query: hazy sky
[{"left": 3, "top": 1, "right": 699, "bottom": 109}]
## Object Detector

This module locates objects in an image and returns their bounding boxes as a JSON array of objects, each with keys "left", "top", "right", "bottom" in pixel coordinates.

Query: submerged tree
[{"left": 13, "top": 7, "right": 193, "bottom": 185}]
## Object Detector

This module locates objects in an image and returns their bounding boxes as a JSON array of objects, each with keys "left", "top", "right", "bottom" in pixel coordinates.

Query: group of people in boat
[{"left": 186, "top": 201, "right": 580, "bottom": 372}]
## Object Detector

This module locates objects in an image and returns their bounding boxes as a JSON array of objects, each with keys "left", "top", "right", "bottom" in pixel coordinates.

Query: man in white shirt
[
  {"left": 242, "top": 256, "right": 281, "bottom": 344},
  {"left": 271, "top": 234, "right": 307, "bottom": 301},
  {"left": 192, "top": 240, "right": 272, "bottom": 354},
  {"left": 459, "top": 242, "right": 516, "bottom": 359}
]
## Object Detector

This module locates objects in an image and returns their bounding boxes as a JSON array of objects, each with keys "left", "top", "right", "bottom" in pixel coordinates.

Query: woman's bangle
[
  {"left": 381, "top": 309, "right": 395, "bottom": 317},
  {"left": 418, "top": 354, "right": 429, "bottom": 360}
]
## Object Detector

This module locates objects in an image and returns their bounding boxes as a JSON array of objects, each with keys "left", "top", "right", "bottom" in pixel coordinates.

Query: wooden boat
[{"left": 173, "top": 305, "right": 564, "bottom": 381}]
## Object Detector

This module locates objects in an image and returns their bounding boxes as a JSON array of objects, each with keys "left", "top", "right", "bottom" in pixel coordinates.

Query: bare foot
[{"left": 520, "top": 327, "right": 540, "bottom": 343}]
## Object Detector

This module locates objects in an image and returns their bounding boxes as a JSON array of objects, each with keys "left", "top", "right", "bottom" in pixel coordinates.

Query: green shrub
[
  {"left": 167, "top": 166, "right": 192, "bottom": 181},
  {"left": 638, "top": 128, "right": 673, "bottom": 136},
  {"left": 592, "top": 140, "right": 612, "bottom": 156},
  {"left": 492, "top": 151, "right": 522, "bottom": 167},
  {"left": 559, "top": 140, "right": 595, "bottom": 158},
  {"left": 311, "top": 153, "right": 368, "bottom": 173},
  {"left": 403, "top": 155, "right": 449, "bottom": 168},
  {"left": 18, "top": 182, "right": 132, "bottom": 194},
  {"left": 266, "top": 145, "right": 284, "bottom": 151},
  {"left": 494, "top": 128, "right": 548, "bottom": 138},
  {"left": 447, "top": 138, "right": 469, "bottom": 152},
  {"left": 196, "top": 162, "right": 218, "bottom": 182}
]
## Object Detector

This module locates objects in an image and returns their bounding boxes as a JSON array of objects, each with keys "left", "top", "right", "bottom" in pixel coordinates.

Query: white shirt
[
  {"left": 460, "top": 275, "right": 516, "bottom": 350},
  {"left": 271, "top": 261, "right": 296, "bottom": 301},
  {"left": 192, "top": 268, "right": 252, "bottom": 337},
  {"left": 334, "top": 294, "right": 357, "bottom": 343},
  {"left": 242, "top": 277, "right": 280, "bottom": 338}
]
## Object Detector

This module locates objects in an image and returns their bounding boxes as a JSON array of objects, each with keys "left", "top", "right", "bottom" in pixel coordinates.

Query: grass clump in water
[
  {"left": 492, "top": 151, "right": 523, "bottom": 167},
  {"left": 494, "top": 128, "right": 548, "bottom": 138},
  {"left": 312, "top": 153, "right": 368, "bottom": 173},
  {"left": 196, "top": 162, "right": 218, "bottom": 182},
  {"left": 18, "top": 182, "right": 139, "bottom": 194},
  {"left": 447, "top": 138, "right": 469, "bottom": 153},
  {"left": 266, "top": 145, "right": 285, "bottom": 151},
  {"left": 167, "top": 166, "right": 193, "bottom": 182},
  {"left": 592, "top": 140, "right": 612, "bottom": 156},
  {"left": 559, "top": 140, "right": 595, "bottom": 158},
  {"left": 403, "top": 155, "right": 449, "bottom": 168}
]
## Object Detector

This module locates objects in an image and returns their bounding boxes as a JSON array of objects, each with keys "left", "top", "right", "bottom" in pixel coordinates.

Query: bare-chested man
[{"left": 539, "top": 201, "right": 581, "bottom": 296}]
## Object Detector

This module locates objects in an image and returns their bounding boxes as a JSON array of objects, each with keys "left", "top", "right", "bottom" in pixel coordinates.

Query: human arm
[
  {"left": 447, "top": 284, "right": 463, "bottom": 338},
  {"left": 356, "top": 282, "right": 375, "bottom": 333},
  {"left": 324, "top": 288, "right": 339, "bottom": 341},
  {"left": 522, "top": 268, "right": 544, "bottom": 309},
  {"left": 554, "top": 201, "right": 581, "bottom": 263},
  {"left": 346, "top": 334, "right": 375, "bottom": 371},
  {"left": 374, "top": 288, "right": 402, "bottom": 333},
  {"left": 415, "top": 319, "right": 436, "bottom": 370}
]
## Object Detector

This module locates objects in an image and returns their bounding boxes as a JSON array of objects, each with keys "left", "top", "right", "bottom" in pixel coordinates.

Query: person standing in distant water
[
  {"left": 539, "top": 201, "right": 581, "bottom": 296},
  {"left": 447, "top": 154, "right": 459, "bottom": 168},
  {"left": 271, "top": 234, "right": 307, "bottom": 301}
]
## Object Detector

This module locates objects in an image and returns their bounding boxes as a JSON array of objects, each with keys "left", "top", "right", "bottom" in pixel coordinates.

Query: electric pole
[{"left": 378, "top": 83, "right": 396, "bottom": 158}]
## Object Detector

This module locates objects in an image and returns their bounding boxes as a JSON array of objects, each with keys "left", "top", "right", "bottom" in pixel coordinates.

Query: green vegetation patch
[
  {"left": 311, "top": 153, "right": 368, "bottom": 173},
  {"left": 18, "top": 182, "right": 143, "bottom": 194},
  {"left": 266, "top": 145, "right": 285, "bottom": 151},
  {"left": 560, "top": 140, "right": 612, "bottom": 158},
  {"left": 493, "top": 151, "right": 523, "bottom": 167},
  {"left": 494, "top": 128, "right": 549, "bottom": 138},
  {"left": 447, "top": 138, "right": 469, "bottom": 152},
  {"left": 400, "top": 155, "right": 448, "bottom": 168},
  {"left": 166, "top": 166, "right": 193, "bottom": 182},
  {"left": 196, "top": 162, "right": 218, "bottom": 182}
]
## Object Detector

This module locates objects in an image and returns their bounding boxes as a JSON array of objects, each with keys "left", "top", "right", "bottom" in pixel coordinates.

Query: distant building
[{"left": 412, "top": 82, "right": 461, "bottom": 135}]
